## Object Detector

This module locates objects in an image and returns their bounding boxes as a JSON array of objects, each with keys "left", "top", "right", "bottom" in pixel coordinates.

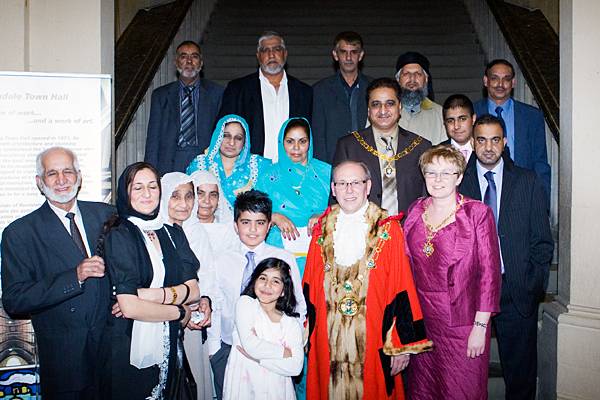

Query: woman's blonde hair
[{"left": 419, "top": 144, "right": 467, "bottom": 175}]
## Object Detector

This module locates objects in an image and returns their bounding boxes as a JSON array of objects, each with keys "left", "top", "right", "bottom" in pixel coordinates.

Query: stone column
[
  {"left": 0, "top": 0, "right": 114, "bottom": 74},
  {"left": 540, "top": 1, "right": 600, "bottom": 399}
]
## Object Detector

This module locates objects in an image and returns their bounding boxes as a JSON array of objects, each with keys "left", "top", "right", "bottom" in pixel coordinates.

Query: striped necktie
[
  {"left": 381, "top": 137, "right": 398, "bottom": 215},
  {"left": 65, "top": 212, "right": 88, "bottom": 257},
  {"left": 484, "top": 171, "right": 498, "bottom": 225},
  {"left": 240, "top": 251, "right": 256, "bottom": 294},
  {"left": 177, "top": 86, "right": 196, "bottom": 148}
]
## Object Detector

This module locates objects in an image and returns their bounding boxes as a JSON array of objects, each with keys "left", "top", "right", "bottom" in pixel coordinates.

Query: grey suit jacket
[{"left": 312, "top": 73, "right": 371, "bottom": 163}]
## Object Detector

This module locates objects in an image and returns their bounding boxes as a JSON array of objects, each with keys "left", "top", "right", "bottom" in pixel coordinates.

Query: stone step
[
  {"left": 201, "top": 43, "right": 482, "bottom": 56},
  {"left": 203, "top": 32, "right": 477, "bottom": 46},
  {"left": 202, "top": 0, "right": 486, "bottom": 122},
  {"left": 206, "top": 23, "right": 476, "bottom": 36},
  {"left": 208, "top": 14, "right": 473, "bottom": 25}
]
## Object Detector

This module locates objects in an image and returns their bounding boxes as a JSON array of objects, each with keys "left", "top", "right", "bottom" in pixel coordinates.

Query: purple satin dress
[{"left": 403, "top": 197, "right": 501, "bottom": 400}]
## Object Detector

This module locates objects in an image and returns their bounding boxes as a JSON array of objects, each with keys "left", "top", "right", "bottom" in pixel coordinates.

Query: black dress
[{"left": 101, "top": 219, "right": 199, "bottom": 399}]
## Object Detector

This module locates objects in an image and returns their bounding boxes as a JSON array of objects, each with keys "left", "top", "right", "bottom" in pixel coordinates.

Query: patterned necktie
[
  {"left": 177, "top": 86, "right": 196, "bottom": 148},
  {"left": 483, "top": 171, "right": 498, "bottom": 225},
  {"left": 381, "top": 137, "right": 398, "bottom": 215},
  {"left": 240, "top": 251, "right": 256, "bottom": 294},
  {"left": 461, "top": 149, "right": 469, "bottom": 160},
  {"left": 65, "top": 212, "right": 88, "bottom": 257}
]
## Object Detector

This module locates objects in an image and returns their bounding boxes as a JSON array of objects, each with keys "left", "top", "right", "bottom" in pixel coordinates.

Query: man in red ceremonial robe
[{"left": 303, "top": 160, "right": 432, "bottom": 400}]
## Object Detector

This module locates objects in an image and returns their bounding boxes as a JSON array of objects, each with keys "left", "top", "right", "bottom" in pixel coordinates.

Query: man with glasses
[
  {"left": 218, "top": 31, "right": 312, "bottom": 161},
  {"left": 473, "top": 59, "right": 551, "bottom": 199},
  {"left": 302, "top": 160, "right": 432, "bottom": 399},
  {"left": 145, "top": 40, "right": 224, "bottom": 175},
  {"left": 333, "top": 78, "right": 431, "bottom": 216}
]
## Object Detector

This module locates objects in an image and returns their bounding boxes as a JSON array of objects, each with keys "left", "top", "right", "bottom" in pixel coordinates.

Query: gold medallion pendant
[
  {"left": 423, "top": 240, "right": 434, "bottom": 257},
  {"left": 338, "top": 295, "right": 359, "bottom": 316},
  {"left": 384, "top": 163, "right": 395, "bottom": 178}
]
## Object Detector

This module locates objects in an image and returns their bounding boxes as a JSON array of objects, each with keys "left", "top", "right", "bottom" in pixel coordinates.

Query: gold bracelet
[{"left": 170, "top": 286, "right": 178, "bottom": 305}]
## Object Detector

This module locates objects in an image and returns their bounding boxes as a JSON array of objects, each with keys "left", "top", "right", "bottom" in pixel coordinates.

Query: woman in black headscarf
[{"left": 100, "top": 162, "right": 200, "bottom": 400}]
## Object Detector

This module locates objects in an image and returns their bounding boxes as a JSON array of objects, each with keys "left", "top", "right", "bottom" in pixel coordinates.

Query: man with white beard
[
  {"left": 1, "top": 147, "right": 114, "bottom": 399},
  {"left": 145, "top": 40, "right": 224, "bottom": 175},
  {"left": 395, "top": 52, "right": 446, "bottom": 145},
  {"left": 218, "top": 31, "right": 312, "bottom": 161}
]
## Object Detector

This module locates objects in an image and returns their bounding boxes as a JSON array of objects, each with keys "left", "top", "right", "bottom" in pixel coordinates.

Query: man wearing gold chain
[
  {"left": 332, "top": 78, "right": 431, "bottom": 217},
  {"left": 302, "top": 161, "right": 432, "bottom": 400}
]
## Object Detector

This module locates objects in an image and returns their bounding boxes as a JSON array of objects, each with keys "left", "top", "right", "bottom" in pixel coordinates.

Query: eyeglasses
[
  {"left": 333, "top": 180, "right": 368, "bottom": 190},
  {"left": 258, "top": 46, "right": 285, "bottom": 54},
  {"left": 423, "top": 171, "right": 460, "bottom": 180}
]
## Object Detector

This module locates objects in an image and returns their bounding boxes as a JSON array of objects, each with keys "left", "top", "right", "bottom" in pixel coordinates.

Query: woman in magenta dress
[{"left": 404, "top": 145, "right": 502, "bottom": 400}]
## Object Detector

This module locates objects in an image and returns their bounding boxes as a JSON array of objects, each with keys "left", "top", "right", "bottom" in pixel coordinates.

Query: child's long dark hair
[{"left": 241, "top": 257, "right": 299, "bottom": 318}]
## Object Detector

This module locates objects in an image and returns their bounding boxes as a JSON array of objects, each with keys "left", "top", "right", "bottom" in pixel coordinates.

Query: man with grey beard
[
  {"left": 145, "top": 40, "right": 224, "bottom": 175},
  {"left": 1, "top": 147, "right": 114, "bottom": 399},
  {"left": 395, "top": 52, "right": 446, "bottom": 145},
  {"left": 218, "top": 31, "right": 312, "bottom": 161}
]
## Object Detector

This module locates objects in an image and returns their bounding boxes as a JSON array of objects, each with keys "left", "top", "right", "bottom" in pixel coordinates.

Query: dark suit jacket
[
  {"left": 1, "top": 200, "right": 115, "bottom": 394},
  {"left": 332, "top": 127, "right": 431, "bottom": 215},
  {"left": 145, "top": 79, "right": 224, "bottom": 175},
  {"left": 218, "top": 71, "right": 313, "bottom": 156},
  {"left": 312, "top": 73, "right": 371, "bottom": 163},
  {"left": 474, "top": 98, "right": 551, "bottom": 198},
  {"left": 459, "top": 155, "right": 554, "bottom": 317}
]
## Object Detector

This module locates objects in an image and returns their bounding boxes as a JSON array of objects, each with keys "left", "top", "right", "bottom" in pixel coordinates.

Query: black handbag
[{"left": 165, "top": 336, "right": 198, "bottom": 400}]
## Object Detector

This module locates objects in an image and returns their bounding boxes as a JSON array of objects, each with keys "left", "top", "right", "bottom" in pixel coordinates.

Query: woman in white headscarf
[
  {"left": 160, "top": 172, "right": 215, "bottom": 400},
  {"left": 187, "top": 170, "right": 239, "bottom": 254}
]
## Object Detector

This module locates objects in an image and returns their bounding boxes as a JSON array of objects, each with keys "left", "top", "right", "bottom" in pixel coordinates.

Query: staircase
[{"left": 201, "top": 0, "right": 485, "bottom": 103}]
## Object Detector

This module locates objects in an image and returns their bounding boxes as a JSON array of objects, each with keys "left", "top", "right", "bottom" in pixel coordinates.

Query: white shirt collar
[
  {"left": 240, "top": 240, "right": 266, "bottom": 255},
  {"left": 451, "top": 139, "right": 473, "bottom": 151},
  {"left": 47, "top": 199, "right": 79, "bottom": 219},
  {"left": 334, "top": 201, "right": 370, "bottom": 267},
  {"left": 258, "top": 68, "right": 288, "bottom": 86},
  {"left": 476, "top": 157, "right": 504, "bottom": 178}
]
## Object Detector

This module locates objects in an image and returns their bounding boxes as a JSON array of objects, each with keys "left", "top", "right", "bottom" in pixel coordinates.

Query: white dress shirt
[
  {"left": 209, "top": 240, "right": 306, "bottom": 355},
  {"left": 48, "top": 200, "right": 92, "bottom": 256},
  {"left": 259, "top": 69, "right": 289, "bottom": 162},
  {"left": 476, "top": 158, "right": 505, "bottom": 273},
  {"left": 450, "top": 139, "right": 473, "bottom": 161}
]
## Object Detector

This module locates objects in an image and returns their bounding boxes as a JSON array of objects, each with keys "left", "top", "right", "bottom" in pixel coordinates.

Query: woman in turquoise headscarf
[
  {"left": 256, "top": 117, "right": 330, "bottom": 400},
  {"left": 256, "top": 117, "right": 331, "bottom": 276},
  {"left": 186, "top": 114, "right": 269, "bottom": 213}
]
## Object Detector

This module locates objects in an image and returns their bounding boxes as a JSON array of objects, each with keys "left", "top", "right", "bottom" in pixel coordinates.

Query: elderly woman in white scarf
[
  {"left": 186, "top": 170, "right": 239, "bottom": 254},
  {"left": 159, "top": 171, "right": 216, "bottom": 400}
]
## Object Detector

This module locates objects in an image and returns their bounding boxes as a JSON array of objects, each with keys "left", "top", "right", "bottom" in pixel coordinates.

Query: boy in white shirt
[
  {"left": 208, "top": 190, "right": 306, "bottom": 400},
  {"left": 442, "top": 94, "right": 476, "bottom": 161}
]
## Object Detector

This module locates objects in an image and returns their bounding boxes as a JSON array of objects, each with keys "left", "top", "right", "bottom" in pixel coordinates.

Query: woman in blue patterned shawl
[
  {"left": 256, "top": 117, "right": 331, "bottom": 276},
  {"left": 186, "top": 114, "right": 269, "bottom": 212}
]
